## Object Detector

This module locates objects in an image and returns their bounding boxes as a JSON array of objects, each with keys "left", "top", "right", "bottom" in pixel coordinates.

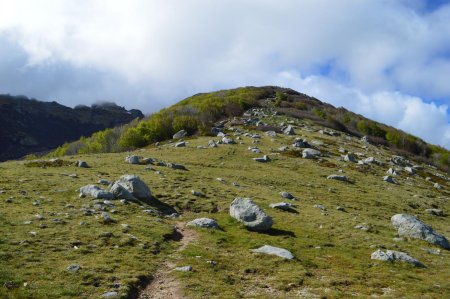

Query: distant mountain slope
[
  {"left": 50, "top": 86, "right": 449, "bottom": 172},
  {"left": 0, "top": 95, "right": 144, "bottom": 161}
]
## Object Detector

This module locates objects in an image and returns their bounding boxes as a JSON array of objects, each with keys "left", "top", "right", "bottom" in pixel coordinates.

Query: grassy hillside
[
  {"left": 1, "top": 108, "right": 449, "bottom": 298},
  {"left": 47, "top": 86, "right": 450, "bottom": 172}
]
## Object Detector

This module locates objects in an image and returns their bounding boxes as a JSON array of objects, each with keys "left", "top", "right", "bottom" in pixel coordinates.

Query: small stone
[
  {"left": 327, "top": 175, "right": 348, "bottom": 182},
  {"left": 280, "top": 191, "right": 295, "bottom": 200},
  {"left": 336, "top": 206, "right": 346, "bottom": 212},
  {"left": 174, "top": 265, "right": 192, "bottom": 272},
  {"left": 269, "top": 202, "right": 296, "bottom": 211},
  {"left": 173, "top": 130, "right": 187, "bottom": 139},
  {"left": 67, "top": 264, "right": 81, "bottom": 272},
  {"left": 425, "top": 209, "right": 444, "bottom": 216},
  {"left": 383, "top": 175, "right": 397, "bottom": 184},
  {"left": 191, "top": 190, "right": 205, "bottom": 197},
  {"left": 187, "top": 218, "right": 219, "bottom": 229},
  {"left": 175, "top": 141, "right": 186, "bottom": 147},
  {"left": 77, "top": 161, "right": 89, "bottom": 168},
  {"left": 101, "top": 291, "right": 119, "bottom": 298},
  {"left": 253, "top": 155, "right": 270, "bottom": 162},
  {"left": 125, "top": 155, "right": 141, "bottom": 164},
  {"left": 252, "top": 245, "right": 294, "bottom": 260}
]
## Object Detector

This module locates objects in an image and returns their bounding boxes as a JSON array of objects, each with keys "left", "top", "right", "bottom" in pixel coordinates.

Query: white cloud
[{"left": 0, "top": 0, "right": 449, "bottom": 148}]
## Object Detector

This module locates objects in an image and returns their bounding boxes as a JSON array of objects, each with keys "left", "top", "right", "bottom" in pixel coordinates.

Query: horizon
[{"left": 0, "top": 0, "right": 449, "bottom": 148}]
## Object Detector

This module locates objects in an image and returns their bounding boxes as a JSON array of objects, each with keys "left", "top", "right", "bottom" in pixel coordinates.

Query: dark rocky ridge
[{"left": 0, "top": 95, "right": 144, "bottom": 161}]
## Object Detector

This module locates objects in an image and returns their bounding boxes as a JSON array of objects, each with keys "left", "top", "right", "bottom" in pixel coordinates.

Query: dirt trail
[{"left": 138, "top": 222, "right": 198, "bottom": 299}]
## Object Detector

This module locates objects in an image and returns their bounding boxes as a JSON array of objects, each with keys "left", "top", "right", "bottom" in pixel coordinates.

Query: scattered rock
[
  {"left": 208, "top": 140, "right": 218, "bottom": 148},
  {"left": 110, "top": 182, "right": 138, "bottom": 201},
  {"left": 101, "top": 212, "right": 112, "bottom": 223},
  {"left": 302, "top": 148, "right": 321, "bottom": 159},
  {"left": 174, "top": 265, "right": 192, "bottom": 272},
  {"left": 77, "top": 160, "right": 89, "bottom": 168},
  {"left": 344, "top": 153, "right": 357, "bottom": 163},
  {"left": 336, "top": 206, "right": 347, "bottom": 212},
  {"left": 327, "top": 175, "right": 348, "bottom": 182},
  {"left": 354, "top": 223, "right": 374, "bottom": 232},
  {"left": 423, "top": 248, "right": 440, "bottom": 255},
  {"left": 222, "top": 137, "right": 236, "bottom": 144},
  {"left": 102, "top": 291, "right": 119, "bottom": 298},
  {"left": 173, "top": 129, "right": 187, "bottom": 139},
  {"left": 252, "top": 245, "right": 294, "bottom": 259},
  {"left": 280, "top": 191, "right": 295, "bottom": 200},
  {"left": 269, "top": 202, "right": 296, "bottom": 211},
  {"left": 386, "top": 168, "right": 399, "bottom": 176},
  {"left": 175, "top": 141, "right": 186, "bottom": 147},
  {"left": 67, "top": 264, "right": 81, "bottom": 272},
  {"left": 114, "top": 175, "right": 152, "bottom": 200},
  {"left": 283, "top": 125, "right": 295, "bottom": 135},
  {"left": 392, "top": 156, "right": 411, "bottom": 167},
  {"left": 434, "top": 183, "right": 444, "bottom": 190},
  {"left": 371, "top": 249, "right": 425, "bottom": 267},
  {"left": 292, "top": 138, "right": 309, "bottom": 148},
  {"left": 278, "top": 146, "right": 289, "bottom": 152},
  {"left": 229, "top": 198, "right": 273, "bottom": 231},
  {"left": 404, "top": 167, "right": 416, "bottom": 174},
  {"left": 125, "top": 155, "right": 141, "bottom": 165},
  {"left": 79, "top": 185, "right": 114, "bottom": 200},
  {"left": 191, "top": 190, "right": 205, "bottom": 197},
  {"left": 391, "top": 214, "right": 450, "bottom": 249},
  {"left": 98, "top": 179, "right": 111, "bottom": 185},
  {"left": 253, "top": 155, "right": 270, "bottom": 162},
  {"left": 187, "top": 218, "right": 219, "bottom": 229},
  {"left": 314, "top": 204, "right": 326, "bottom": 211},
  {"left": 265, "top": 131, "right": 277, "bottom": 137},
  {"left": 383, "top": 175, "right": 397, "bottom": 184}
]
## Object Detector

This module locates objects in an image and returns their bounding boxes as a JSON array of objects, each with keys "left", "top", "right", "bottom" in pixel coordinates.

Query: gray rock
[
  {"left": 174, "top": 265, "right": 192, "bottom": 272},
  {"left": 77, "top": 160, "right": 89, "bottom": 168},
  {"left": 102, "top": 291, "right": 118, "bottom": 298},
  {"left": 371, "top": 249, "right": 425, "bottom": 267},
  {"left": 187, "top": 218, "right": 219, "bottom": 229},
  {"left": 383, "top": 175, "right": 397, "bottom": 184},
  {"left": 114, "top": 175, "right": 151, "bottom": 200},
  {"left": 344, "top": 153, "right": 357, "bottom": 163},
  {"left": 404, "top": 167, "right": 415, "bottom": 174},
  {"left": 265, "top": 131, "right": 277, "bottom": 137},
  {"left": 293, "top": 138, "right": 309, "bottom": 148},
  {"left": 280, "top": 191, "right": 295, "bottom": 200},
  {"left": 392, "top": 156, "right": 411, "bottom": 167},
  {"left": 314, "top": 204, "right": 327, "bottom": 211},
  {"left": 229, "top": 198, "right": 273, "bottom": 231},
  {"left": 110, "top": 182, "right": 138, "bottom": 201},
  {"left": 79, "top": 185, "right": 114, "bottom": 200},
  {"left": 98, "top": 179, "right": 111, "bottom": 185},
  {"left": 354, "top": 223, "right": 373, "bottom": 232},
  {"left": 252, "top": 245, "right": 294, "bottom": 259},
  {"left": 208, "top": 140, "right": 218, "bottom": 148},
  {"left": 222, "top": 137, "right": 236, "bottom": 144},
  {"left": 386, "top": 168, "right": 399, "bottom": 176},
  {"left": 302, "top": 148, "right": 321, "bottom": 159},
  {"left": 391, "top": 214, "right": 450, "bottom": 249},
  {"left": 283, "top": 125, "right": 295, "bottom": 135},
  {"left": 67, "top": 264, "right": 81, "bottom": 272},
  {"left": 125, "top": 155, "right": 141, "bottom": 164},
  {"left": 191, "top": 190, "right": 205, "bottom": 197},
  {"left": 434, "top": 183, "right": 444, "bottom": 190},
  {"left": 101, "top": 212, "right": 112, "bottom": 223},
  {"left": 173, "top": 130, "right": 187, "bottom": 139},
  {"left": 175, "top": 141, "right": 186, "bottom": 147},
  {"left": 253, "top": 155, "right": 270, "bottom": 162},
  {"left": 425, "top": 209, "right": 444, "bottom": 216},
  {"left": 327, "top": 175, "right": 348, "bottom": 182},
  {"left": 336, "top": 206, "right": 346, "bottom": 212},
  {"left": 278, "top": 146, "right": 289, "bottom": 152},
  {"left": 269, "top": 202, "right": 296, "bottom": 211}
]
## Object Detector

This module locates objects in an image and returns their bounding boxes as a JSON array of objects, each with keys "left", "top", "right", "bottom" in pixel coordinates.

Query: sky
[{"left": 0, "top": 0, "right": 450, "bottom": 149}]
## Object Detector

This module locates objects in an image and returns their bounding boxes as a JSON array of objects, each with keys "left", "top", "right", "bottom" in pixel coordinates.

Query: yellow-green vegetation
[
  {"left": 1, "top": 110, "right": 449, "bottom": 298},
  {"left": 49, "top": 86, "right": 450, "bottom": 172}
]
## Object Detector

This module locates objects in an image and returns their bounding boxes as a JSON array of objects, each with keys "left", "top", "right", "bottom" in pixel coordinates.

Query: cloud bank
[{"left": 0, "top": 0, "right": 449, "bottom": 148}]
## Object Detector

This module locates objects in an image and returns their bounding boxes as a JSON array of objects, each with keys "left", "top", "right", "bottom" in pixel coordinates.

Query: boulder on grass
[
  {"left": 229, "top": 198, "right": 273, "bottom": 232},
  {"left": 114, "top": 175, "right": 152, "bottom": 200}
]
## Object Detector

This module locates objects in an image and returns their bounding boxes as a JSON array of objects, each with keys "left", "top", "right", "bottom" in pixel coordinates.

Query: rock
[
  {"left": 269, "top": 202, "right": 296, "bottom": 211},
  {"left": 425, "top": 209, "right": 444, "bottom": 216},
  {"left": 278, "top": 146, "right": 289, "bottom": 152},
  {"left": 354, "top": 223, "right": 373, "bottom": 232},
  {"left": 252, "top": 245, "right": 294, "bottom": 259},
  {"left": 110, "top": 182, "right": 138, "bottom": 201},
  {"left": 98, "top": 179, "right": 111, "bottom": 185},
  {"left": 425, "top": 177, "right": 434, "bottom": 182},
  {"left": 125, "top": 155, "right": 140, "bottom": 165},
  {"left": 208, "top": 140, "right": 218, "bottom": 148},
  {"left": 293, "top": 138, "right": 309, "bottom": 148},
  {"left": 187, "top": 218, "right": 219, "bottom": 229},
  {"left": 101, "top": 212, "right": 112, "bottom": 223},
  {"left": 391, "top": 214, "right": 450, "bottom": 249},
  {"left": 344, "top": 153, "right": 357, "bottom": 163},
  {"left": 175, "top": 141, "right": 186, "bottom": 147},
  {"left": 229, "top": 198, "right": 273, "bottom": 231},
  {"left": 79, "top": 185, "right": 114, "bottom": 200},
  {"left": 363, "top": 157, "right": 375, "bottom": 164},
  {"left": 314, "top": 204, "right": 326, "bottom": 211},
  {"left": 336, "top": 206, "right": 346, "bottom": 212},
  {"left": 173, "top": 130, "right": 187, "bottom": 139},
  {"left": 77, "top": 160, "right": 89, "bottom": 168},
  {"left": 392, "top": 156, "right": 411, "bottom": 167},
  {"left": 265, "top": 131, "right": 277, "bottom": 137},
  {"left": 253, "top": 155, "right": 270, "bottom": 162},
  {"left": 302, "top": 148, "right": 321, "bottom": 159},
  {"left": 280, "top": 191, "right": 295, "bottom": 200},
  {"left": 371, "top": 249, "right": 425, "bottom": 267},
  {"left": 434, "top": 183, "right": 444, "bottom": 190},
  {"left": 327, "top": 175, "right": 348, "bottom": 182},
  {"left": 67, "top": 264, "right": 81, "bottom": 272},
  {"left": 102, "top": 291, "right": 119, "bottom": 298},
  {"left": 404, "top": 167, "right": 415, "bottom": 174},
  {"left": 423, "top": 248, "right": 441, "bottom": 255},
  {"left": 222, "top": 137, "right": 236, "bottom": 144},
  {"left": 386, "top": 168, "right": 399, "bottom": 176},
  {"left": 283, "top": 125, "right": 295, "bottom": 135},
  {"left": 191, "top": 190, "right": 205, "bottom": 197},
  {"left": 114, "top": 175, "right": 151, "bottom": 200},
  {"left": 383, "top": 175, "right": 397, "bottom": 184},
  {"left": 361, "top": 136, "right": 369, "bottom": 142},
  {"left": 142, "top": 157, "right": 155, "bottom": 164},
  {"left": 174, "top": 265, "right": 192, "bottom": 272}
]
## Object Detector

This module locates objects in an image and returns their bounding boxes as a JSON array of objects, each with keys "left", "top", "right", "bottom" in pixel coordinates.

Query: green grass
[{"left": 1, "top": 113, "right": 449, "bottom": 298}]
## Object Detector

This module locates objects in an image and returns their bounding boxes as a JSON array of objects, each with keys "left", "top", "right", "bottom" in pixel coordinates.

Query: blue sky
[{"left": 0, "top": 0, "right": 449, "bottom": 149}]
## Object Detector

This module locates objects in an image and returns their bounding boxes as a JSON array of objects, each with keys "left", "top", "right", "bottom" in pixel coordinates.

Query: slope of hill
[
  {"left": 0, "top": 95, "right": 144, "bottom": 161},
  {"left": 0, "top": 103, "right": 449, "bottom": 298},
  {"left": 50, "top": 86, "right": 449, "bottom": 172}
]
